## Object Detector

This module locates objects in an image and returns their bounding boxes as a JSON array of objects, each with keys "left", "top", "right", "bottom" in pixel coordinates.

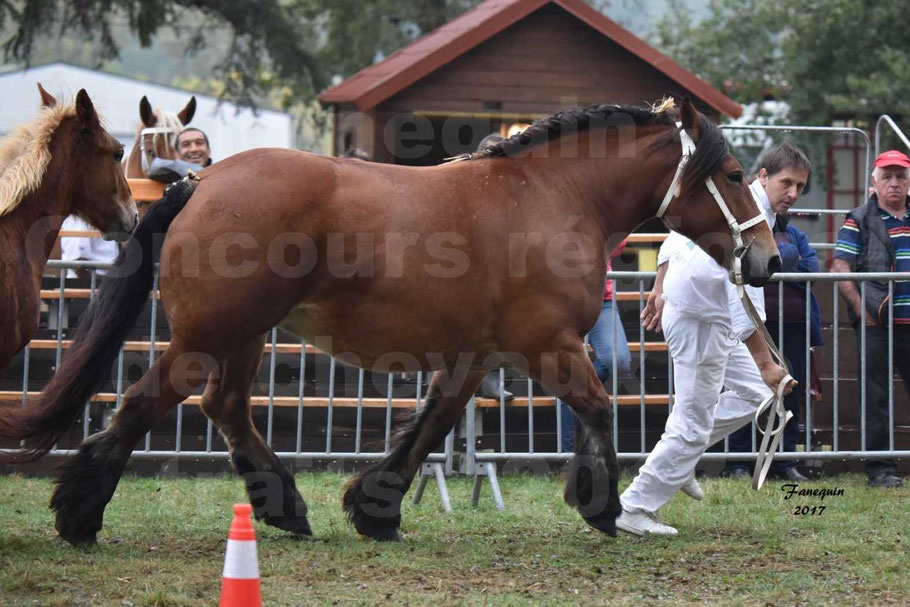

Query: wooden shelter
[{"left": 319, "top": 0, "right": 742, "bottom": 165}]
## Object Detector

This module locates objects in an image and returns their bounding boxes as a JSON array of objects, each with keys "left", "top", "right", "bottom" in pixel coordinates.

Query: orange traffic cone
[{"left": 219, "top": 503, "right": 262, "bottom": 607}]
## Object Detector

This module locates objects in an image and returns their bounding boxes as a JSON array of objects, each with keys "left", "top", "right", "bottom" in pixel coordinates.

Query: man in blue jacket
[{"left": 725, "top": 142, "right": 820, "bottom": 482}]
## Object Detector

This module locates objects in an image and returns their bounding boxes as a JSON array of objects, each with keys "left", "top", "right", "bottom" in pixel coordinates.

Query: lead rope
[
  {"left": 728, "top": 195, "right": 794, "bottom": 490},
  {"left": 659, "top": 121, "right": 793, "bottom": 490},
  {"left": 737, "top": 283, "right": 794, "bottom": 490}
]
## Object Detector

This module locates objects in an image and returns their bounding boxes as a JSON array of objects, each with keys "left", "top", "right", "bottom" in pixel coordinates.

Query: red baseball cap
[{"left": 873, "top": 150, "right": 910, "bottom": 169}]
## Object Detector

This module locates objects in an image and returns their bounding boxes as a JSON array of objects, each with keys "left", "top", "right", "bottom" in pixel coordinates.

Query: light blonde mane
[
  {"left": 0, "top": 101, "right": 77, "bottom": 218},
  {"left": 136, "top": 108, "right": 184, "bottom": 154}
]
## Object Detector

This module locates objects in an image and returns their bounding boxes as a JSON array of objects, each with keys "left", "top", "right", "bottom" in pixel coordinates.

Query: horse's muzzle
[
  {"left": 102, "top": 202, "right": 139, "bottom": 240},
  {"left": 743, "top": 253, "right": 781, "bottom": 287}
]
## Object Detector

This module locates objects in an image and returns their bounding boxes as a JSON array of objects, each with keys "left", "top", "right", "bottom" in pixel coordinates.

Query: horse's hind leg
[
  {"left": 51, "top": 342, "right": 211, "bottom": 545},
  {"left": 344, "top": 368, "right": 487, "bottom": 541},
  {"left": 199, "top": 335, "right": 311, "bottom": 536}
]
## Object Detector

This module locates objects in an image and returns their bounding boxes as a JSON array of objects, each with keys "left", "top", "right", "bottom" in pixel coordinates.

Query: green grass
[{"left": 0, "top": 471, "right": 907, "bottom": 606}]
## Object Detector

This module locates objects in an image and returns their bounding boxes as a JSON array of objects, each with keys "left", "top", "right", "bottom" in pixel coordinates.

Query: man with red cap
[{"left": 831, "top": 149, "right": 910, "bottom": 488}]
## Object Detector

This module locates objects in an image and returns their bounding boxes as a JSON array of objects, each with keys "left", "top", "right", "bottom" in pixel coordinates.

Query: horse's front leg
[
  {"left": 343, "top": 368, "right": 487, "bottom": 541},
  {"left": 199, "top": 336, "right": 311, "bottom": 537},
  {"left": 522, "top": 332, "right": 621, "bottom": 536}
]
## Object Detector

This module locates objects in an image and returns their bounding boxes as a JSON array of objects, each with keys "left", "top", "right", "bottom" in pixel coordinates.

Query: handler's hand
[
  {"left": 640, "top": 290, "right": 664, "bottom": 333},
  {"left": 760, "top": 362, "right": 797, "bottom": 396}
]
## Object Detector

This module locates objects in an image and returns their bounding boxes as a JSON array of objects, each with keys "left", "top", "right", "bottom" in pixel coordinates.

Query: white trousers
[{"left": 620, "top": 302, "right": 772, "bottom": 514}]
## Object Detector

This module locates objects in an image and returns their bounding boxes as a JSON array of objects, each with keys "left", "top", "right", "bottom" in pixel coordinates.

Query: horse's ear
[
  {"left": 37, "top": 83, "right": 57, "bottom": 108},
  {"left": 679, "top": 97, "right": 701, "bottom": 141},
  {"left": 178, "top": 96, "right": 196, "bottom": 125},
  {"left": 75, "top": 89, "right": 99, "bottom": 130},
  {"left": 139, "top": 96, "right": 155, "bottom": 127}
]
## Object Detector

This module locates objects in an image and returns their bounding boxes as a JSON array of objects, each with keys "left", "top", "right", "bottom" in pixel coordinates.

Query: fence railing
[
  {"left": 874, "top": 115, "right": 910, "bottom": 159},
  {"left": 3, "top": 261, "right": 909, "bottom": 507}
]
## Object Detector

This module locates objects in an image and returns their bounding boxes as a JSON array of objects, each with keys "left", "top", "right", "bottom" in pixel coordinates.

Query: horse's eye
[
  {"left": 114, "top": 149, "right": 124, "bottom": 162},
  {"left": 727, "top": 171, "right": 743, "bottom": 183}
]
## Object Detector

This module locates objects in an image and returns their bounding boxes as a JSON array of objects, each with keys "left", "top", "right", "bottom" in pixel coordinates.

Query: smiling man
[
  {"left": 175, "top": 127, "right": 212, "bottom": 167},
  {"left": 146, "top": 127, "right": 213, "bottom": 183},
  {"left": 831, "top": 149, "right": 910, "bottom": 488}
]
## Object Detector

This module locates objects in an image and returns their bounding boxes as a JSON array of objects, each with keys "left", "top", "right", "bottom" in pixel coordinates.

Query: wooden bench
[
  {"left": 129, "top": 178, "right": 166, "bottom": 203},
  {"left": 24, "top": 338, "right": 669, "bottom": 354},
  {"left": 39, "top": 288, "right": 658, "bottom": 305},
  {"left": 0, "top": 390, "right": 671, "bottom": 409}
]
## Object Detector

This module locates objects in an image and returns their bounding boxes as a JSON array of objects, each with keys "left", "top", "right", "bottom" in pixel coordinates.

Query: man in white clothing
[
  {"left": 616, "top": 177, "right": 794, "bottom": 536},
  {"left": 60, "top": 215, "right": 119, "bottom": 279}
]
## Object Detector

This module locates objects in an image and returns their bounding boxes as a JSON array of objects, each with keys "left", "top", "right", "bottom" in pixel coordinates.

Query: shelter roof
[{"left": 318, "top": 0, "right": 742, "bottom": 118}]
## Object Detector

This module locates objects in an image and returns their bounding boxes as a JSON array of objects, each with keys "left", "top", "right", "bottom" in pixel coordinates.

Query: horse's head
[
  {"left": 657, "top": 99, "right": 780, "bottom": 287},
  {"left": 39, "top": 85, "right": 137, "bottom": 239},
  {"left": 124, "top": 95, "right": 196, "bottom": 177}
]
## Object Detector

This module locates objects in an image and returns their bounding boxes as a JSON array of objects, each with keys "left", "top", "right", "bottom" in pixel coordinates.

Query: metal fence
[
  {"left": 3, "top": 259, "right": 909, "bottom": 509},
  {"left": 467, "top": 270, "right": 910, "bottom": 502}
]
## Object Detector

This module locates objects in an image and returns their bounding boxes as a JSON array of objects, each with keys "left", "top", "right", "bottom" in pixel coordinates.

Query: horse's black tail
[{"left": 0, "top": 177, "right": 198, "bottom": 462}]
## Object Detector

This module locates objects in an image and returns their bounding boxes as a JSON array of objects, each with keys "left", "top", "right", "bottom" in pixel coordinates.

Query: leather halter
[
  {"left": 139, "top": 126, "right": 181, "bottom": 174},
  {"left": 657, "top": 121, "right": 793, "bottom": 490},
  {"left": 656, "top": 122, "right": 767, "bottom": 280}
]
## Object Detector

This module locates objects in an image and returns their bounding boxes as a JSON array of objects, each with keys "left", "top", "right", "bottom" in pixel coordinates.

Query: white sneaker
[
  {"left": 680, "top": 475, "right": 704, "bottom": 501},
  {"left": 616, "top": 509, "right": 678, "bottom": 536}
]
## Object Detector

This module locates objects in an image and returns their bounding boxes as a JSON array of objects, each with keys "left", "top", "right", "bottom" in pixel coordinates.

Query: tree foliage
[
  {"left": 653, "top": 0, "right": 910, "bottom": 127},
  {"left": 2, "top": 1, "right": 325, "bottom": 108},
  {"left": 307, "top": 0, "right": 481, "bottom": 79},
  {"left": 0, "top": 0, "right": 482, "bottom": 109}
]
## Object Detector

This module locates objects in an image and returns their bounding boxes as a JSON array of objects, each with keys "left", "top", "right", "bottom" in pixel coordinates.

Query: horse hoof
[
  {"left": 583, "top": 512, "right": 618, "bottom": 538},
  {"left": 346, "top": 505, "right": 402, "bottom": 542},
  {"left": 51, "top": 485, "right": 105, "bottom": 547},
  {"left": 359, "top": 525, "right": 401, "bottom": 542},
  {"left": 342, "top": 473, "right": 405, "bottom": 544},
  {"left": 55, "top": 515, "right": 100, "bottom": 547},
  {"left": 262, "top": 513, "right": 313, "bottom": 537}
]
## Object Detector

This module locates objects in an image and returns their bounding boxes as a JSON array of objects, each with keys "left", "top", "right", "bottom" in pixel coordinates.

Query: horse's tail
[{"left": 0, "top": 177, "right": 198, "bottom": 463}]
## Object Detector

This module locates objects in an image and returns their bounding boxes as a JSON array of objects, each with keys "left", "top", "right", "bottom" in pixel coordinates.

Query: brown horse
[
  {"left": 0, "top": 99, "right": 780, "bottom": 545},
  {"left": 0, "top": 84, "right": 137, "bottom": 376},
  {"left": 123, "top": 95, "right": 196, "bottom": 178}
]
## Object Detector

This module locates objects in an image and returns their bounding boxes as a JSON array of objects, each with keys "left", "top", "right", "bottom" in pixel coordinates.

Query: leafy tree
[
  {"left": 653, "top": 0, "right": 910, "bottom": 130},
  {"left": 308, "top": 0, "right": 481, "bottom": 79},
  {"left": 1, "top": 1, "right": 324, "bottom": 109},
  {"left": 0, "top": 0, "right": 482, "bottom": 109},
  {"left": 781, "top": 0, "right": 910, "bottom": 127},
  {"left": 653, "top": 0, "right": 782, "bottom": 107}
]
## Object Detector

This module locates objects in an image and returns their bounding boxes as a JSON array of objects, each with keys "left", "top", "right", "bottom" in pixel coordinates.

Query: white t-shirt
[
  {"left": 658, "top": 181, "right": 774, "bottom": 340},
  {"left": 60, "top": 216, "right": 119, "bottom": 278}
]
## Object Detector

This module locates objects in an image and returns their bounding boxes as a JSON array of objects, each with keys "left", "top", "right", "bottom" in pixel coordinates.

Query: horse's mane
[
  {"left": 474, "top": 98, "right": 729, "bottom": 198},
  {"left": 0, "top": 101, "right": 77, "bottom": 218}
]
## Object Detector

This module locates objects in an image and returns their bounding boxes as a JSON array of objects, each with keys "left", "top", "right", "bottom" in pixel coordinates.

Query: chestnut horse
[
  {"left": 0, "top": 84, "right": 137, "bottom": 376},
  {"left": 123, "top": 95, "right": 196, "bottom": 178},
  {"left": 0, "top": 99, "right": 780, "bottom": 545}
]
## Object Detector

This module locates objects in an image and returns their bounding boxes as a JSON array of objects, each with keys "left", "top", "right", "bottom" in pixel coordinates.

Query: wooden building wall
[
  {"left": 384, "top": 4, "right": 717, "bottom": 116},
  {"left": 335, "top": 3, "right": 721, "bottom": 164}
]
